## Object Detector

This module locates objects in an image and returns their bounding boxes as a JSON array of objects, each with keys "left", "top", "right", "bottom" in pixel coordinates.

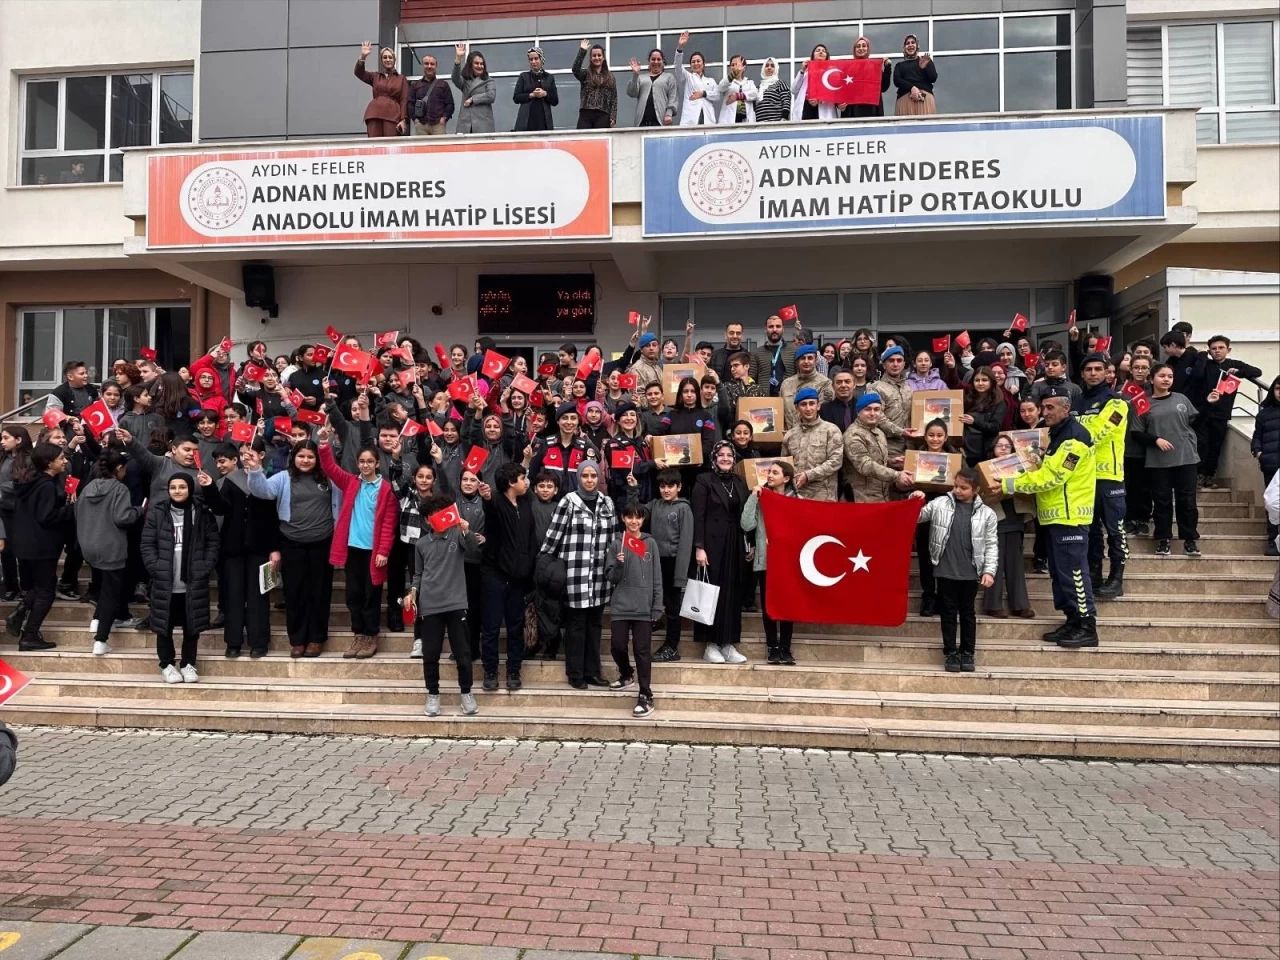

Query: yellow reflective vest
[
  {"left": 1079, "top": 394, "right": 1128, "bottom": 483},
  {"left": 1002, "top": 419, "right": 1096, "bottom": 526}
]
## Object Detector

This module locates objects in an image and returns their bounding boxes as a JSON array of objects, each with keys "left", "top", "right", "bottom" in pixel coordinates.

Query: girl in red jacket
[{"left": 317, "top": 426, "right": 399, "bottom": 659}]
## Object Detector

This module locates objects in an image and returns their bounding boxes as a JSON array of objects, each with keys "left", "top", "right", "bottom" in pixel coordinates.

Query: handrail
[{"left": 0, "top": 395, "right": 49, "bottom": 423}]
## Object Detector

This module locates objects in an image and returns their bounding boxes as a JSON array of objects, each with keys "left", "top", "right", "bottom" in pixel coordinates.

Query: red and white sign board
[{"left": 146, "top": 139, "right": 613, "bottom": 248}]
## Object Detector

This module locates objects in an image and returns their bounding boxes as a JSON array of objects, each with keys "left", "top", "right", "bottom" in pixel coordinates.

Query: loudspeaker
[
  {"left": 1074, "top": 274, "right": 1114, "bottom": 321},
  {"left": 243, "top": 264, "right": 276, "bottom": 311}
]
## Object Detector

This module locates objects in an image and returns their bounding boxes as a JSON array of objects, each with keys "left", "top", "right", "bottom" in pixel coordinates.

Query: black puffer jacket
[
  {"left": 5, "top": 473, "right": 68, "bottom": 561},
  {"left": 1253, "top": 393, "right": 1280, "bottom": 474},
  {"left": 141, "top": 494, "right": 221, "bottom": 636}
]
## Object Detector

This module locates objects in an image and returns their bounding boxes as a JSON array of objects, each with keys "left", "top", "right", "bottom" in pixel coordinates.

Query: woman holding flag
[
  {"left": 841, "top": 37, "right": 891, "bottom": 119},
  {"left": 790, "top": 43, "right": 838, "bottom": 122}
]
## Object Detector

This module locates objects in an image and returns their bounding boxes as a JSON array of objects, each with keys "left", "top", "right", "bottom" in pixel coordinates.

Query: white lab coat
[
  {"left": 673, "top": 49, "right": 720, "bottom": 126},
  {"left": 716, "top": 76, "right": 758, "bottom": 125},
  {"left": 789, "top": 66, "right": 839, "bottom": 122}
]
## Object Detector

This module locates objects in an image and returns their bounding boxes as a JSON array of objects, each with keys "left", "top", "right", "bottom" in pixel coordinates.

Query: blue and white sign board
[{"left": 642, "top": 115, "right": 1165, "bottom": 237}]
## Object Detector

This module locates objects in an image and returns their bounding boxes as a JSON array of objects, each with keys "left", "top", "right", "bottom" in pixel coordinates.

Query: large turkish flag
[
  {"left": 807, "top": 59, "right": 883, "bottom": 105},
  {"left": 759, "top": 491, "right": 923, "bottom": 626},
  {"left": 332, "top": 345, "right": 375, "bottom": 375}
]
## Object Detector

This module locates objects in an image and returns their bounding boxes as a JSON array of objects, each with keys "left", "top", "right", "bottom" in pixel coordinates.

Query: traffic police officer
[
  {"left": 1002, "top": 385, "right": 1099, "bottom": 648},
  {"left": 1078, "top": 352, "right": 1130, "bottom": 599}
]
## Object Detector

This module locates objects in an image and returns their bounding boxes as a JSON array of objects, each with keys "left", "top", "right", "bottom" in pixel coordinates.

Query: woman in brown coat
[{"left": 355, "top": 41, "right": 407, "bottom": 137}]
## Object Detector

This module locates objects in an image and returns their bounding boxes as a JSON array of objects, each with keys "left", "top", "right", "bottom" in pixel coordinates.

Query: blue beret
[
  {"left": 795, "top": 344, "right": 817, "bottom": 359},
  {"left": 855, "top": 392, "right": 883, "bottom": 412},
  {"left": 795, "top": 386, "right": 819, "bottom": 404},
  {"left": 880, "top": 346, "right": 904, "bottom": 362},
  {"left": 638, "top": 333, "right": 658, "bottom": 347}
]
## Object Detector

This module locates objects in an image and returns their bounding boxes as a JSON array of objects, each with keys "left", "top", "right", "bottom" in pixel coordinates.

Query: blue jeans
[{"left": 480, "top": 569, "right": 527, "bottom": 677}]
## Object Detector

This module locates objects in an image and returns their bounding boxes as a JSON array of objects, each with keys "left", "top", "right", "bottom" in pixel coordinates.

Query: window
[
  {"left": 1127, "top": 19, "right": 1279, "bottom": 143},
  {"left": 401, "top": 10, "right": 1074, "bottom": 128},
  {"left": 16, "top": 305, "right": 186, "bottom": 399},
  {"left": 18, "top": 68, "right": 194, "bottom": 185}
]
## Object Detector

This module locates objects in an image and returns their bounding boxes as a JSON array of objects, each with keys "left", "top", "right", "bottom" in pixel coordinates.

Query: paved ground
[{"left": 0, "top": 728, "right": 1276, "bottom": 959}]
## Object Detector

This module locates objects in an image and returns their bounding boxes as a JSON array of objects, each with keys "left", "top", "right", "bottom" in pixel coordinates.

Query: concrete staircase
[{"left": 4, "top": 488, "right": 1277, "bottom": 762}]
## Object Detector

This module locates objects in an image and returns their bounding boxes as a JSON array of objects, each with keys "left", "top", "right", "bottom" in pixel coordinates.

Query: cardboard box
[
  {"left": 911, "top": 389, "right": 964, "bottom": 436},
  {"left": 736, "top": 455, "right": 794, "bottom": 491},
  {"left": 904, "top": 450, "right": 961, "bottom": 492},
  {"left": 736, "top": 396, "right": 785, "bottom": 444},
  {"left": 999, "top": 428, "right": 1049, "bottom": 467},
  {"left": 978, "top": 452, "right": 1032, "bottom": 498},
  {"left": 651, "top": 433, "right": 703, "bottom": 467},
  {"left": 662, "top": 362, "right": 706, "bottom": 405}
]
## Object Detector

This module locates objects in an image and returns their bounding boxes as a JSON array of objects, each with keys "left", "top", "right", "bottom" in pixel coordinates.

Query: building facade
[{"left": 0, "top": 0, "right": 1275, "bottom": 412}]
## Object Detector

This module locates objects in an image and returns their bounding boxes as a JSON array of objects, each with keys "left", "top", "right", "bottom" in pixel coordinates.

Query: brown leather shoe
[
  {"left": 290, "top": 644, "right": 305, "bottom": 658},
  {"left": 985, "top": 609, "right": 1009, "bottom": 619},
  {"left": 355, "top": 635, "right": 378, "bottom": 659},
  {"left": 343, "top": 635, "right": 363, "bottom": 659},
  {"left": 1012, "top": 608, "right": 1037, "bottom": 619},
  {"left": 303, "top": 643, "right": 323, "bottom": 657}
]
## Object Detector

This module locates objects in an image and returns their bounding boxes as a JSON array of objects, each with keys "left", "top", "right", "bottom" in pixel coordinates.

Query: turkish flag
[
  {"left": 41, "top": 409, "right": 68, "bottom": 430},
  {"left": 230, "top": 421, "right": 256, "bottom": 443},
  {"left": 241, "top": 363, "right": 266, "bottom": 383},
  {"left": 778, "top": 304, "right": 799, "bottom": 322},
  {"left": 954, "top": 330, "right": 971, "bottom": 349},
  {"left": 618, "top": 372, "right": 638, "bottom": 391},
  {"left": 1010, "top": 312, "right": 1029, "bottom": 332},
  {"left": 312, "top": 345, "right": 330, "bottom": 366},
  {"left": 759, "top": 492, "right": 923, "bottom": 626},
  {"left": 428, "top": 503, "right": 461, "bottom": 534},
  {"left": 192, "top": 450, "right": 202, "bottom": 472},
  {"left": 0, "top": 658, "right": 32, "bottom": 706},
  {"left": 808, "top": 58, "right": 883, "bottom": 105},
  {"left": 1094, "top": 335, "right": 1113, "bottom": 354},
  {"left": 64, "top": 475, "right": 80, "bottom": 498},
  {"left": 511, "top": 372, "right": 538, "bottom": 395},
  {"left": 140, "top": 346, "right": 158, "bottom": 362},
  {"left": 288, "top": 388, "right": 305, "bottom": 408},
  {"left": 325, "top": 325, "right": 343, "bottom": 345},
  {"left": 611, "top": 447, "right": 635, "bottom": 470},
  {"left": 529, "top": 390, "right": 545, "bottom": 408},
  {"left": 255, "top": 397, "right": 265, "bottom": 418},
  {"left": 434, "top": 342, "right": 450, "bottom": 367},
  {"left": 272, "top": 416, "right": 293, "bottom": 433},
  {"left": 624, "top": 533, "right": 647, "bottom": 558},
  {"left": 462, "top": 446, "right": 489, "bottom": 475},
  {"left": 426, "top": 419, "right": 444, "bottom": 437},
  {"left": 401, "top": 419, "right": 424, "bottom": 438},
  {"left": 1218, "top": 372, "right": 1241, "bottom": 395},
  {"left": 375, "top": 329, "right": 399, "bottom": 348},
  {"left": 482, "top": 349, "right": 510, "bottom": 379},
  {"left": 1022, "top": 352, "right": 1041, "bottom": 370},
  {"left": 294, "top": 408, "right": 326, "bottom": 426},
  {"left": 1132, "top": 394, "right": 1151, "bottom": 416},
  {"left": 932, "top": 335, "right": 951, "bottom": 354},
  {"left": 1067, "top": 309, "right": 1078, "bottom": 329},
  {"left": 447, "top": 377, "right": 475, "bottom": 403},
  {"left": 628, "top": 310, "right": 641, "bottom": 326},
  {"left": 79, "top": 399, "right": 114, "bottom": 438},
  {"left": 219, "top": 336, "right": 234, "bottom": 355},
  {"left": 1121, "top": 380, "right": 1145, "bottom": 400},
  {"left": 332, "top": 345, "right": 374, "bottom": 375},
  {"left": 537, "top": 361, "right": 558, "bottom": 378}
]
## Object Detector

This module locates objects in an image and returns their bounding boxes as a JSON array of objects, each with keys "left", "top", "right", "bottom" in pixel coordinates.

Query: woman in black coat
[
  {"left": 1253, "top": 375, "right": 1280, "bottom": 551},
  {"left": 691, "top": 440, "right": 750, "bottom": 665},
  {"left": 3, "top": 442, "right": 72, "bottom": 651},
  {"left": 513, "top": 47, "right": 559, "bottom": 131},
  {"left": 141, "top": 472, "right": 223, "bottom": 683},
  {"left": 211, "top": 442, "right": 278, "bottom": 658}
]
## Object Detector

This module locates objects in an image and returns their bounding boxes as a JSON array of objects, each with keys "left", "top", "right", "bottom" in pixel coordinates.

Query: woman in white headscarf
[
  {"left": 790, "top": 43, "right": 839, "bottom": 122},
  {"left": 755, "top": 57, "right": 790, "bottom": 122}
]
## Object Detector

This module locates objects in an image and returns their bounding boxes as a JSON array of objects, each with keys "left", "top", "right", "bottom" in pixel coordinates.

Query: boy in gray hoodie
[
  {"left": 75, "top": 450, "right": 143, "bottom": 652},
  {"left": 642, "top": 469, "right": 693, "bottom": 662},
  {"left": 605, "top": 503, "right": 662, "bottom": 717}
]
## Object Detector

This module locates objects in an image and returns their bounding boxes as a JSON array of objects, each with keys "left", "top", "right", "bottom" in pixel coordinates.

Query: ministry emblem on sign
[
  {"left": 185, "top": 166, "right": 248, "bottom": 230},
  {"left": 685, "top": 148, "right": 753, "bottom": 216}
]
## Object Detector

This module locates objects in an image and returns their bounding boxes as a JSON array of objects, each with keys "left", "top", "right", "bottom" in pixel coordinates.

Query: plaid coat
[{"left": 539, "top": 490, "right": 616, "bottom": 609}]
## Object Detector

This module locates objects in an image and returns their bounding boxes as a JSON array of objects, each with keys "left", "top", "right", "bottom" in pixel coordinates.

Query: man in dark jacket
[
  {"left": 44, "top": 360, "right": 99, "bottom": 418},
  {"left": 1161, "top": 330, "right": 1213, "bottom": 408},
  {"left": 820, "top": 370, "right": 861, "bottom": 434},
  {"left": 750, "top": 314, "right": 797, "bottom": 396},
  {"left": 409, "top": 54, "right": 455, "bottom": 135},
  {"left": 1197, "top": 335, "right": 1263, "bottom": 487},
  {"left": 213, "top": 445, "right": 278, "bottom": 657},
  {"left": 479, "top": 462, "right": 538, "bottom": 691},
  {"left": 707, "top": 322, "right": 748, "bottom": 382}
]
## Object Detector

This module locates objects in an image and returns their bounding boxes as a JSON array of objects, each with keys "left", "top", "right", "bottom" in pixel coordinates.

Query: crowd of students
[
  {"left": 0, "top": 313, "right": 1273, "bottom": 716},
  {"left": 355, "top": 31, "right": 940, "bottom": 137}
]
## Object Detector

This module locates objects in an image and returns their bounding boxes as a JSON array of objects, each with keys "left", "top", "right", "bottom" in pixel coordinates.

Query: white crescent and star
[
  {"left": 799, "top": 536, "right": 872, "bottom": 587},
  {"left": 821, "top": 67, "right": 845, "bottom": 92}
]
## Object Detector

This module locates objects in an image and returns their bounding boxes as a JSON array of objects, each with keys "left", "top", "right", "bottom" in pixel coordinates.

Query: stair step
[{"left": 7, "top": 695, "right": 1274, "bottom": 763}]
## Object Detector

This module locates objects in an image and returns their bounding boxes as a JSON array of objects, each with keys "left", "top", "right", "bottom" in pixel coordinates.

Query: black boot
[
  {"left": 5, "top": 600, "right": 27, "bottom": 638},
  {"left": 1095, "top": 565, "right": 1125, "bottom": 599},
  {"left": 919, "top": 594, "right": 936, "bottom": 617},
  {"left": 780, "top": 638, "right": 796, "bottom": 666},
  {"left": 767, "top": 645, "right": 781, "bottom": 665},
  {"left": 1041, "top": 612, "right": 1078, "bottom": 643},
  {"left": 1058, "top": 614, "right": 1099, "bottom": 648}
]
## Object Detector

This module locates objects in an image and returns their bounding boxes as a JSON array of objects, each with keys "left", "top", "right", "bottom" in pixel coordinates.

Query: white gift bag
[{"left": 679, "top": 568, "right": 720, "bottom": 626}]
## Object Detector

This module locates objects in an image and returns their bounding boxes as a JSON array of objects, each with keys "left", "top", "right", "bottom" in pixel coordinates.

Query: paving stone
[
  {"left": 51, "top": 926, "right": 191, "bottom": 960},
  {"left": 404, "top": 946, "right": 520, "bottom": 960},
  {"left": 520, "top": 952, "right": 633, "bottom": 960},
  {"left": 171, "top": 931, "right": 299, "bottom": 960},
  {"left": 292, "top": 939, "right": 409, "bottom": 960},
  {"left": 0, "top": 922, "right": 92, "bottom": 960}
]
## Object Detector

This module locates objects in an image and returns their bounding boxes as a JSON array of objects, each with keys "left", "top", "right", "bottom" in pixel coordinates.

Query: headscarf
[
  {"left": 709, "top": 439, "right": 737, "bottom": 474},
  {"left": 758, "top": 57, "right": 783, "bottom": 97},
  {"left": 527, "top": 47, "right": 546, "bottom": 75},
  {"left": 853, "top": 36, "right": 872, "bottom": 59}
]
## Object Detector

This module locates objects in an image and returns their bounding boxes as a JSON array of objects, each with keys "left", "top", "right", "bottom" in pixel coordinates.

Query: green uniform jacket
[
  {"left": 1003, "top": 419, "right": 1096, "bottom": 526},
  {"left": 1080, "top": 396, "right": 1128, "bottom": 483}
]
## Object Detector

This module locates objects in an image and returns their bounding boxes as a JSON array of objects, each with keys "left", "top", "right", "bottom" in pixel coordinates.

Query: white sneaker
[
  {"left": 180, "top": 664, "right": 199, "bottom": 683},
  {"left": 460, "top": 693, "right": 478, "bottom": 716},
  {"left": 89, "top": 618, "right": 99, "bottom": 634},
  {"left": 702, "top": 643, "right": 726, "bottom": 664},
  {"left": 424, "top": 694, "right": 440, "bottom": 717},
  {"left": 410, "top": 638, "right": 423, "bottom": 658},
  {"left": 721, "top": 644, "right": 748, "bottom": 664},
  {"left": 161, "top": 665, "right": 182, "bottom": 684},
  {"left": 92, "top": 641, "right": 111, "bottom": 656}
]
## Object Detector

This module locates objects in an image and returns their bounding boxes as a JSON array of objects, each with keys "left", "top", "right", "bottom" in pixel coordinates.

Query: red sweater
[{"left": 319, "top": 443, "right": 399, "bottom": 586}]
